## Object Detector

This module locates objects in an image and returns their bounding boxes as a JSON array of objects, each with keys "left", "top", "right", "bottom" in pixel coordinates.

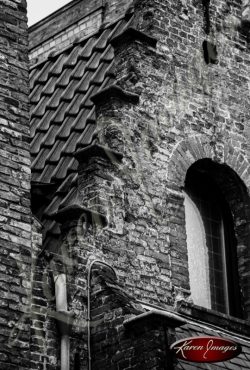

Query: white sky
[{"left": 27, "top": 0, "right": 71, "bottom": 27}]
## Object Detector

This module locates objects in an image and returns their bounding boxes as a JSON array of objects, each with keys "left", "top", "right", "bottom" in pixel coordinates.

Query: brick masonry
[
  {"left": 1, "top": 0, "right": 250, "bottom": 368},
  {"left": 28, "top": 0, "right": 250, "bottom": 368},
  {"left": 89, "top": 0, "right": 250, "bottom": 316},
  {"left": 0, "top": 0, "right": 31, "bottom": 368}
]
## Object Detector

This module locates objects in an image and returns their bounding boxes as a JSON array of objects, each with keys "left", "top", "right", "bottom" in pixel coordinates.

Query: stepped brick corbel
[
  {"left": 111, "top": 27, "right": 158, "bottom": 49},
  {"left": 90, "top": 85, "right": 140, "bottom": 135},
  {"left": 110, "top": 28, "right": 158, "bottom": 93},
  {"left": 74, "top": 141, "right": 124, "bottom": 219},
  {"left": 91, "top": 84, "right": 140, "bottom": 106},
  {"left": 75, "top": 140, "right": 124, "bottom": 165},
  {"left": 131, "top": 0, "right": 163, "bottom": 37},
  {"left": 53, "top": 204, "right": 108, "bottom": 230}
]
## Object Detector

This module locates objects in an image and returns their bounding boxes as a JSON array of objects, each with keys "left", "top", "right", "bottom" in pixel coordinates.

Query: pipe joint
[{"left": 55, "top": 310, "right": 74, "bottom": 336}]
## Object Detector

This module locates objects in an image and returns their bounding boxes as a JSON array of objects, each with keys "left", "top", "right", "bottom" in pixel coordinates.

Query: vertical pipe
[
  {"left": 61, "top": 335, "right": 70, "bottom": 370},
  {"left": 54, "top": 274, "right": 70, "bottom": 370}
]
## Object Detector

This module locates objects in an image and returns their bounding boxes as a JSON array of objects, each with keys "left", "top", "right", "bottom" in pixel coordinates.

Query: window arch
[{"left": 184, "top": 159, "right": 244, "bottom": 318}]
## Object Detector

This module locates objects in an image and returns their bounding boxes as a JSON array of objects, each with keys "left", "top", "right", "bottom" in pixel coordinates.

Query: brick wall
[
  {"left": 81, "top": 0, "right": 250, "bottom": 317},
  {"left": 30, "top": 218, "right": 60, "bottom": 370},
  {"left": 38, "top": 244, "right": 182, "bottom": 370},
  {"left": 90, "top": 266, "right": 180, "bottom": 370},
  {"left": 0, "top": 0, "right": 31, "bottom": 368},
  {"left": 28, "top": 0, "right": 250, "bottom": 368}
]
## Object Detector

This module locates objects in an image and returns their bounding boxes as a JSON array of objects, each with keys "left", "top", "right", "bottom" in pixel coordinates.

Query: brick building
[{"left": 1, "top": 0, "right": 250, "bottom": 369}]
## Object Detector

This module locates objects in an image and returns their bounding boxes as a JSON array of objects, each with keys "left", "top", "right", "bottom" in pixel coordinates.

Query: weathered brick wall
[
  {"left": 0, "top": 0, "right": 31, "bottom": 368},
  {"left": 76, "top": 0, "right": 250, "bottom": 318},
  {"left": 30, "top": 218, "right": 60, "bottom": 370},
  {"left": 28, "top": 0, "right": 250, "bottom": 368},
  {"left": 90, "top": 267, "right": 177, "bottom": 370}
]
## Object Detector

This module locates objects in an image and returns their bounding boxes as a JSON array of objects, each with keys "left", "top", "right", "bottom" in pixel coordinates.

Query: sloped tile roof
[
  {"left": 30, "top": 17, "right": 131, "bottom": 239},
  {"left": 176, "top": 322, "right": 250, "bottom": 370}
]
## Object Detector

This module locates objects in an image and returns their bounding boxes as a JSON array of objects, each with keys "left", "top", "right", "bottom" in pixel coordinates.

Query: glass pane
[
  {"left": 199, "top": 198, "right": 228, "bottom": 313},
  {"left": 184, "top": 193, "right": 211, "bottom": 309},
  {"left": 185, "top": 187, "right": 229, "bottom": 314}
]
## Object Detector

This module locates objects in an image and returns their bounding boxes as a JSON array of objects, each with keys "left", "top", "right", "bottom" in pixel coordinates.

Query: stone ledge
[
  {"left": 124, "top": 309, "right": 186, "bottom": 332},
  {"left": 75, "top": 142, "right": 123, "bottom": 164},
  {"left": 52, "top": 204, "right": 107, "bottom": 227},
  {"left": 177, "top": 302, "right": 250, "bottom": 336},
  {"left": 111, "top": 27, "right": 157, "bottom": 48},
  {"left": 91, "top": 84, "right": 140, "bottom": 106}
]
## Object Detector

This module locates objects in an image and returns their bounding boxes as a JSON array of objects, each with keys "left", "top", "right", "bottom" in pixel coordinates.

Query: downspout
[
  {"left": 87, "top": 260, "right": 117, "bottom": 370},
  {"left": 54, "top": 273, "right": 71, "bottom": 370}
]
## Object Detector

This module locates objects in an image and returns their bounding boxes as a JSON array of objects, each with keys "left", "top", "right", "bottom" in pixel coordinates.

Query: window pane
[
  {"left": 184, "top": 193, "right": 211, "bottom": 309},
  {"left": 184, "top": 186, "right": 229, "bottom": 314}
]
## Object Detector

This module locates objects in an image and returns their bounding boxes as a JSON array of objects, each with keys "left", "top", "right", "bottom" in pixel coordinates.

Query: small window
[
  {"left": 203, "top": 40, "right": 218, "bottom": 64},
  {"left": 184, "top": 165, "right": 242, "bottom": 317}
]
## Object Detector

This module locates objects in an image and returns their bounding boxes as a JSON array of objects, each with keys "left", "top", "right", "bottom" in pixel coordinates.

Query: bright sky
[{"left": 27, "top": 0, "right": 71, "bottom": 26}]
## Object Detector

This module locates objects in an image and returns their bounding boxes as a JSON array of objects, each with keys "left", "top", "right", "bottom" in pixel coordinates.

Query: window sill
[{"left": 176, "top": 301, "right": 250, "bottom": 337}]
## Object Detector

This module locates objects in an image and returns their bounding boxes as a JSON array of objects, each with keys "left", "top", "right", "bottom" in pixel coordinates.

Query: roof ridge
[{"left": 29, "top": 13, "right": 133, "bottom": 72}]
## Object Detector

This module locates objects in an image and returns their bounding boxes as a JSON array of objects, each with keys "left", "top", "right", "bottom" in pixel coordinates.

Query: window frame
[{"left": 184, "top": 165, "right": 243, "bottom": 318}]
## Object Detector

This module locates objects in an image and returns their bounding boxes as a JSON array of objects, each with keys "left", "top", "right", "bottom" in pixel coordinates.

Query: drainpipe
[
  {"left": 54, "top": 273, "right": 72, "bottom": 370},
  {"left": 87, "top": 260, "right": 117, "bottom": 370}
]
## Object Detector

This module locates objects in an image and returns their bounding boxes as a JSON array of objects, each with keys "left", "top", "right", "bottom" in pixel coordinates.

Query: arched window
[{"left": 184, "top": 162, "right": 242, "bottom": 318}]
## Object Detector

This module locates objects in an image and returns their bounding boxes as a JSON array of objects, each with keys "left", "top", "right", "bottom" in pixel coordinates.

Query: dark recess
[
  {"left": 203, "top": 40, "right": 218, "bottom": 64},
  {"left": 202, "top": 0, "right": 211, "bottom": 34}
]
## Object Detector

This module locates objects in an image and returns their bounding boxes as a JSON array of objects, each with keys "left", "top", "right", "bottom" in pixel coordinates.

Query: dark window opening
[
  {"left": 203, "top": 40, "right": 218, "bottom": 64},
  {"left": 185, "top": 165, "right": 242, "bottom": 318},
  {"left": 31, "top": 182, "right": 56, "bottom": 221}
]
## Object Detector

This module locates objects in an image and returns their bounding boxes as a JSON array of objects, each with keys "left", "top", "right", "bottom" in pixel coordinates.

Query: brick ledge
[
  {"left": 91, "top": 84, "right": 140, "bottom": 105},
  {"left": 52, "top": 204, "right": 107, "bottom": 227},
  {"left": 75, "top": 142, "right": 123, "bottom": 164}
]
